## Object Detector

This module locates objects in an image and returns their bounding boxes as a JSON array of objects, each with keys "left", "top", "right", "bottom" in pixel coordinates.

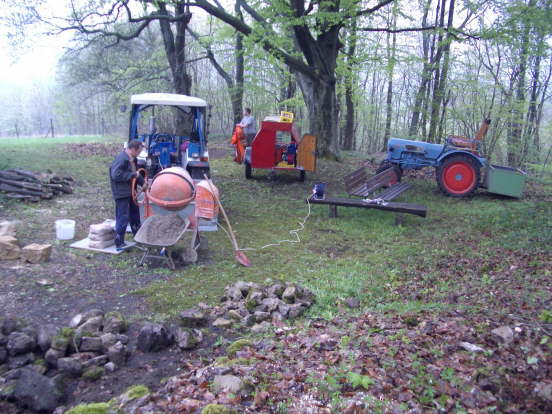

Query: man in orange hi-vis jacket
[{"left": 231, "top": 125, "right": 246, "bottom": 164}]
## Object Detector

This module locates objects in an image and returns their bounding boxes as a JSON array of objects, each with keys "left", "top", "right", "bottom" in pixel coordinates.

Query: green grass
[{"left": 2, "top": 135, "right": 551, "bottom": 323}]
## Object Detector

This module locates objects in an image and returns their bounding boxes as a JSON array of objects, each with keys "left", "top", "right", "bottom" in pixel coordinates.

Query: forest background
[{"left": 1, "top": 0, "right": 552, "bottom": 169}]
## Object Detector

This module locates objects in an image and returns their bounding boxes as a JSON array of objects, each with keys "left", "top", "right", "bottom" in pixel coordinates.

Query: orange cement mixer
[{"left": 146, "top": 167, "right": 196, "bottom": 211}]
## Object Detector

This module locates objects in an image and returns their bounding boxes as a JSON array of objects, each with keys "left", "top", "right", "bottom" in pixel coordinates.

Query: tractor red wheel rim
[{"left": 442, "top": 162, "right": 475, "bottom": 194}]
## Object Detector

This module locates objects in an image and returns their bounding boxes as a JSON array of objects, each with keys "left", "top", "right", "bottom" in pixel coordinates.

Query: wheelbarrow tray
[{"left": 134, "top": 214, "right": 190, "bottom": 247}]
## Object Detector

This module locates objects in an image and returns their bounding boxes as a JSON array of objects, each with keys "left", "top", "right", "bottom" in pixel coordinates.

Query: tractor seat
[{"left": 447, "top": 135, "right": 479, "bottom": 150}]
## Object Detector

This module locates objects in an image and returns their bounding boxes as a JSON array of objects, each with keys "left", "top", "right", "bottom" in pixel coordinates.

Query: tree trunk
[
  {"left": 296, "top": 73, "right": 338, "bottom": 159},
  {"left": 428, "top": 0, "right": 455, "bottom": 143},
  {"left": 383, "top": 8, "right": 397, "bottom": 149},
  {"left": 158, "top": 2, "right": 192, "bottom": 95},
  {"left": 341, "top": 21, "right": 357, "bottom": 151},
  {"left": 232, "top": 0, "right": 245, "bottom": 125}
]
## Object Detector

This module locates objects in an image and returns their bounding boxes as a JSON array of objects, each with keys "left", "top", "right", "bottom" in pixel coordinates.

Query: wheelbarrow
[{"left": 134, "top": 213, "right": 199, "bottom": 270}]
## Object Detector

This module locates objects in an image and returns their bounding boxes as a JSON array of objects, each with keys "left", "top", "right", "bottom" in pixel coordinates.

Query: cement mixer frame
[{"left": 128, "top": 93, "right": 212, "bottom": 180}]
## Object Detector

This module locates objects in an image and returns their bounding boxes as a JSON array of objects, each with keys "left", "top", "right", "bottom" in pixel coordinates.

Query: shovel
[{"left": 203, "top": 175, "right": 251, "bottom": 267}]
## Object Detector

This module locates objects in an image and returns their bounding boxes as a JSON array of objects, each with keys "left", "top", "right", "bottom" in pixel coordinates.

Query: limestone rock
[
  {"left": 45, "top": 348, "right": 65, "bottom": 368},
  {"left": 0, "top": 221, "right": 17, "bottom": 238},
  {"left": 57, "top": 357, "right": 82, "bottom": 376},
  {"left": 7, "top": 332, "right": 36, "bottom": 356},
  {"left": 105, "top": 362, "right": 117, "bottom": 372},
  {"left": 459, "top": 342, "right": 486, "bottom": 353},
  {"left": 261, "top": 298, "right": 282, "bottom": 312},
  {"left": 226, "top": 286, "right": 244, "bottom": 302},
  {"left": 100, "top": 333, "right": 118, "bottom": 351},
  {"left": 234, "top": 281, "right": 251, "bottom": 295},
  {"left": 13, "top": 367, "right": 65, "bottom": 413},
  {"left": 226, "top": 310, "right": 242, "bottom": 321},
  {"left": 1, "top": 317, "right": 22, "bottom": 335},
  {"left": 137, "top": 323, "right": 173, "bottom": 352},
  {"left": 267, "top": 283, "right": 285, "bottom": 298},
  {"left": 175, "top": 327, "right": 199, "bottom": 350},
  {"left": 254, "top": 311, "right": 271, "bottom": 323},
  {"left": 68, "top": 314, "right": 84, "bottom": 329},
  {"left": 491, "top": 326, "right": 514, "bottom": 345},
  {"left": 75, "top": 316, "right": 103, "bottom": 337},
  {"left": 37, "top": 324, "right": 59, "bottom": 352},
  {"left": 242, "top": 314, "right": 256, "bottom": 327},
  {"left": 103, "top": 311, "right": 127, "bottom": 334},
  {"left": 0, "top": 347, "right": 7, "bottom": 364},
  {"left": 8, "top": 353, "right": 34, "bottom": 370},
  {"left": 179, "top": 308, "right": 208, "bottom": 328},
  {"left": 282, "top": 286, "right": 297, "bottom": 303},
  {"left": 251, "top": 322, "right": 271, "bottom": 334},
  {"left": 107, "top": 341, "right": 127, "bottom": 366},
  {"left": 212, "top": 375, "right": 244, "bottom": 395},
  {"left": 0, "top": 235, "right": 20, "bottom": 260},
  {"left": 50, "top": 334, "right": 70, "bottom": 353},
  {"left": 212, "top": 318, "right": 233, "bottom": 329},
  {"left": 21, "top": 243, "right": 52, "bottom": 264},
  {"left": 79, "top": 336, "right": 103, "bottom": 352},
  {"left": 288, "top": 304, "right": 305, "bottom": 318},
  {"left": 82, "top": 355, "right": 109, "bottom": 369}
]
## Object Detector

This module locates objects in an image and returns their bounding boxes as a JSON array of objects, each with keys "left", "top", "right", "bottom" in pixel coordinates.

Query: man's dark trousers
[{"left": 115, "top": 197, "right": 140, "bottom": 246}]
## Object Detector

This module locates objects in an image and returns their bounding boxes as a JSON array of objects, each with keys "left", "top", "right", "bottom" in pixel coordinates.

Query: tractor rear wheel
[
  {"left": 436, "top": 154, "right": 480, "bottom": 197},
  {"left": 376, "top": 160, "right": 402, "bottom": 186},
  {"left": 245, "top": 161, "right": 252, "bottom": 179}
]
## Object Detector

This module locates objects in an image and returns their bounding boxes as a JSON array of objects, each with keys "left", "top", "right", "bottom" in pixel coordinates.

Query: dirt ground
[{"left": 0, "top": 143, "right": 236, "bottom": 411}]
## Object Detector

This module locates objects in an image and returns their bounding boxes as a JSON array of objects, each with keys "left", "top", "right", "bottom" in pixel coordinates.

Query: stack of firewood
[{"left": 0, "top": 169, "right": 74, "bottom": 201}]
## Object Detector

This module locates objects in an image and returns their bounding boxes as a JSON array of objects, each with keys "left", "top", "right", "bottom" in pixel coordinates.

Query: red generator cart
[{"left": 240, "top": 114, "right": 317, "bottom": 181}]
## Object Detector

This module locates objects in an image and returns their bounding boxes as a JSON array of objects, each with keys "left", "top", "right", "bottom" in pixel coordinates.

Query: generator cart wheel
[
  {"left": 376, "top": 160, "right": 402, "bottom": 185},
  {"left": 436, "top": 154, "right": 480, "bottom": 197},
  {"left": 299, "top": 170, "right": 306, "bottom": 182},
  {"left": 245, "top": 161, "right": 252, "bottom": 179}
]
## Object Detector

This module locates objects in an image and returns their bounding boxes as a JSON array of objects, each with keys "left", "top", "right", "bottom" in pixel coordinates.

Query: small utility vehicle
[{"left": 128, "top": 93, "right": 211, "bottom": 179}]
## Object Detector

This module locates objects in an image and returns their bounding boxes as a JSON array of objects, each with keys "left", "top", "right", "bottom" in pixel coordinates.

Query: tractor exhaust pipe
[{"left": 475, "top": 119, "right": 491, "bottom": 141}]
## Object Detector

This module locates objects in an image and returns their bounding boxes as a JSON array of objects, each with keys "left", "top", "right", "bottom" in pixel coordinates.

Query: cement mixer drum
[{"left": 147, "top": 167, "right": 195, "bottom": 211}]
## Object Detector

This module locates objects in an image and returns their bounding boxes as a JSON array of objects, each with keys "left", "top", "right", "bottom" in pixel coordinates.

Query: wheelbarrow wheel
[
  {"left": 245, "top": 161, "right": 252, "bottom": 179},
  {"left": 436, "top": 154, "right": 480, "bottom": 197}
]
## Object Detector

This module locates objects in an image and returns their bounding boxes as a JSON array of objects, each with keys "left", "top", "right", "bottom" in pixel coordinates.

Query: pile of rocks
[
  {"left": 0, "top": 310, "right": 129, "bottom": 412},
  {"left": 0, "top": 220, "right": 52, "bottom": 263},
  {"left": 134, "top": 281, "right": 316, "bottom": 354},
  {"left": 213, "top": 280, "right": 315, "bottom": 333}
]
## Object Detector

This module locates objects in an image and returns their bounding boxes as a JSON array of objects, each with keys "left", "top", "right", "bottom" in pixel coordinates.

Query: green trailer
[{"left": 485, "top": 165, "right": 526, "bottom": 198}]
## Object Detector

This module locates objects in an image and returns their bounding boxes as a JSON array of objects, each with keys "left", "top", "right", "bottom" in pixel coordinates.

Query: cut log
[
  {"left": 0, "top": 177, "right": 43, "bottom": 191},
  {"left": 5, "top": 169, "right": 41, "bottom": 182}
]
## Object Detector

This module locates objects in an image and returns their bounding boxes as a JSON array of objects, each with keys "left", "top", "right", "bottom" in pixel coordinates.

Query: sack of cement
[
  {"left": 88, "top": 231, "right": 115, "bottom": 242},
  {"left": 89, "top": 219, "right": 115, "bottom": 235},
  {"left": 88, "top": 238, "right": 115, "bottom": 249}
]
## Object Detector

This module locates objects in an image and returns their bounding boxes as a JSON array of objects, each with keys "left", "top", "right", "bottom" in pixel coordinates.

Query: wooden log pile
[{"left": 0, "top": 168, "right": 74, "bottom": 201}]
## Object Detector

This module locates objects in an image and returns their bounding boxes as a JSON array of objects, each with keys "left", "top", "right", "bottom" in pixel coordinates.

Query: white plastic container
[{"left": 55, "top": 219, "right": 76, "bottom": 240}]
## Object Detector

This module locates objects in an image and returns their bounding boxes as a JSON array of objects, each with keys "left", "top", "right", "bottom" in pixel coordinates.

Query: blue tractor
[
  {"left": 128, "top": 93, "right": 211, "bottom": 180},
  {"left": 379, "top": 120, "right": 491, "bottom": 197}
]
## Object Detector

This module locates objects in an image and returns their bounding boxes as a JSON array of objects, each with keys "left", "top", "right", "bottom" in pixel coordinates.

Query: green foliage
[
  {"left": 124, "top": 385, "right": 150, "bottom": 400},
  {"left": 226, "top": 339, "right": 253, "bottom": 357},
  {"left": 82, "top": 366, "right": 105, "bottom": 381},
  {"left": 65, "top": 403, "right": 110, "bottom": 414},
  {"left": 346, "top": 372, "right": 375, "bottom": 390}
]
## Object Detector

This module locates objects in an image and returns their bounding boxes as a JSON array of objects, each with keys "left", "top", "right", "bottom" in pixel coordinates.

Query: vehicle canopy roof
[{"left": 130, "top": 93, "right": 207, "bottom": 108}]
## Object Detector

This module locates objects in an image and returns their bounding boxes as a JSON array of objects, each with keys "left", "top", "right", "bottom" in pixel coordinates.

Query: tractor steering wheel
[{"left": 151, "top": 132, "right": 175, "bottom": 143}]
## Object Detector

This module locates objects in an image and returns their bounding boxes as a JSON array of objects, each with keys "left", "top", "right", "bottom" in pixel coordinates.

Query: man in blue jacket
[{"left": 109, "top": 140, "right": 145, "bottom": 250}]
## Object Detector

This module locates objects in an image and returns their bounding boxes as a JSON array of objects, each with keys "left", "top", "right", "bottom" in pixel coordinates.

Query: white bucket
[{"left": 55, "top": 219, "right": 76, "bottom": 240}]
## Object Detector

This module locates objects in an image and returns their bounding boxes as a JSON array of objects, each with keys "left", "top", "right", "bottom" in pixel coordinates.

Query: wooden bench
[{"left": 309, "top": 165, "right": 427, "bottom": 222}]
